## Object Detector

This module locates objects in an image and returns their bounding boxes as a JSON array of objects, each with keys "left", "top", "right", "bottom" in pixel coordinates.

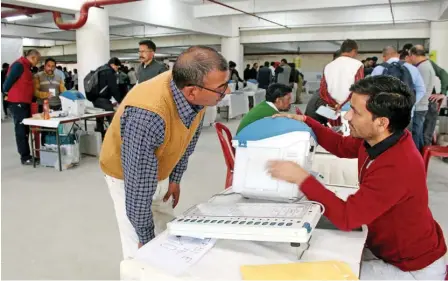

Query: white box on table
[
  {"left": 232, "top": 117, "right": 317, "bottom": 202},
  {"left": 60, "top": 91, "right": 86, "bottom": 117}
]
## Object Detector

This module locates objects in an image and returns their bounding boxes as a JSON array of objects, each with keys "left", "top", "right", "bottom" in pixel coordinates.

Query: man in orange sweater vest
[
  {"left": 100, "top": 46, "right": 230, "bottom": 259},
  {"left": 268, "top": 76, "right": 447, "bottom": 279}
]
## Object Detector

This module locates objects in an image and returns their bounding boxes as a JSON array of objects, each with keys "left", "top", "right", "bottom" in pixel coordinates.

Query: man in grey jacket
[
  {"left": 276, "top": 59, "right": 291, "bottom": 86},
  {"left": 137, "top": 39, "right": 167, "bottom": 83},
  {"left": 409, "top": 46, "right": 436, "bottom": 151}
]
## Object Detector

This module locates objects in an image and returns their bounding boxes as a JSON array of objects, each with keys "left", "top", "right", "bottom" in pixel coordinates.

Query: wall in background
[{"left": 1, "top": 37, "right": 24, "bottom": 64}]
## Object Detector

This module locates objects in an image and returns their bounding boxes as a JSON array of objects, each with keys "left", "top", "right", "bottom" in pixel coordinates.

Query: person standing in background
[
  {"left": 243, "top": 64, "right": 251, "bottom": 81},
  {"left": 229, "top": 61, "right": 244, "bottom": 90},
  {"left": 257, "top": 61, "right": 272, "bottom": 90},
  {"left": 128, "top": 67, "right": 137, "bottom": 89},
  {"left": 2, "top": 49, "right": 41, "bottom": 165},
  {"left": 34, "top": 58, "right": 66, "bottom": 111},
  {"left": 117, "top": 66, "right": 129, "bottom": 101},
  {"left": 409, "top": 46, "right": 436, "bottom": 151},
  {"left": 137, "top": 40, "right": 167, "bottom": 83},
  {"left": 276, "top": 59, "right": 292, "bottom": 86},
  {"left": 249, "top": 63, "right": 258, "bottom": 80},
  {"left": 2, "top": 63, "right": 10, "bottom": 117},
  {"left": 54, "top": 66, "right": 65, "bottom": 81},
  {"left": 73, "top": 69, "right": 78, "bottom": 90},
  {"left": 269, "top": 62, "right": 276, "bottom": 79}
]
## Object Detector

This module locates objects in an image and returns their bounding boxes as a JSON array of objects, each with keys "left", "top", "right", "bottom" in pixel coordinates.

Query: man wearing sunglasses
[{"left": 100, "top": 46, "right": 230, "bottom": 259}]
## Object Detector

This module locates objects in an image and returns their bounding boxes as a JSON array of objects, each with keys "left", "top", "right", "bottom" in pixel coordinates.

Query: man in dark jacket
[
  {"left": 257, "top": 61, "right": 272, "bottom": 89},
  {"left": 3, "top": 49, "right": 41, "bottom": 165},
  {"left": 137, "top": 39, "right": 166, "bottom": 83},
  {"left": 93, "top": 57, "right": 123, "bottom": 137}
]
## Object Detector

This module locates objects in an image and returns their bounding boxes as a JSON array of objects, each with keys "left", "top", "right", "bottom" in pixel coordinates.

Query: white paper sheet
[
  {"left": 133, "top": 233, "right": 217, "bottom": 276},
  {"left": 316, "top": 105, "right": 339, "bottom": 120}
]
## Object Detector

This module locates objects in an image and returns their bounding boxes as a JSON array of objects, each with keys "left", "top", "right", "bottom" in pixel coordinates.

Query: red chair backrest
[{"left": 214, "top": 122, "right": 235, "bottom": 172}]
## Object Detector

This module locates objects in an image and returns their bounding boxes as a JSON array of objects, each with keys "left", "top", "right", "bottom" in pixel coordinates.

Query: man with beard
[
  {"left": 34, "top": 58, "right": 66, "bottom": 111},
  {"left": 136, "top": 39, "right": 167, "bottom": 83},
  {"left": 237, "top": 83, "right": 292, "bottom": 134}
]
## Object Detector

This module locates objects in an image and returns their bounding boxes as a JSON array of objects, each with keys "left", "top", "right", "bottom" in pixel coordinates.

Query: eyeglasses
[{"left": 189, "top": 83, "right": 228, "bottom": 99}]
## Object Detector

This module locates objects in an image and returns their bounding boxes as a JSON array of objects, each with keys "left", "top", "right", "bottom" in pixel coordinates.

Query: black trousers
[
  {"left": 9, "top": 102, "right": 32, "bottom": 162},
  {"left": 93, "top": 98, "right": 114, "bottom": 138}
]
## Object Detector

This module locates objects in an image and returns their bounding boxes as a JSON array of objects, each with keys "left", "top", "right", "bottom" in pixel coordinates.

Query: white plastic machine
[{"left": 231, "top": 117, "right": 317, "bottom": 202}]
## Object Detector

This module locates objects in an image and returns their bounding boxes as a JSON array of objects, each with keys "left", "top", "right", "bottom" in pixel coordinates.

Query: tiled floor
[{"left": 1, "top": 102, "right": 447, "bottom": 279}]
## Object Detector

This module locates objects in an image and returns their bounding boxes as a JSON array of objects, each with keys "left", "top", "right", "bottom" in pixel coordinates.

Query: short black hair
[
  {"left": 139, "top": 39, "right": 156, "bottom": 52},
  {"left": 108, "top": 57, "right": 122, "bottom": 66},
  {"left": 265, "top": 83, "right": 292, "bottom": 103},
  {"left": 402, "top": 43, "right": 413, "bottom": 52},
  {"left": 281, "top": 58, "right": 287, "bottom": 63},
  {"left": 409, "top": 46, "right": 426, "bottom": 57},
  {"left": 172, "top": 45, "right": 228, "bottom": 89},
  {"left": 270, "top": 62, "right": 275, "bottom": 66},
  {"left": 333, "top": 50, "right": 341, "bottom": 60},
  {"left": 264, "top": 61, "right": 269, "bottom": 67},
  {"left": 45, "top": 58, "right": 56, "bottom": 65},
  {"left": 399, "top": 50, "right": 408, "bottom": 60},
  {"left": 349, "top": 75, "right": 414, "bottom": 133},
  {"left": 2, "top": 63, "right": 10, "bottom": 69},
  {"left": 340, "top": 39, "right": 358, "bottom": 53},
  {"left": 229, "top": 61, "right": 236, "bottom": 68},
  {"left": 371, "top": 56, "right": 378, "bottom": 62}
]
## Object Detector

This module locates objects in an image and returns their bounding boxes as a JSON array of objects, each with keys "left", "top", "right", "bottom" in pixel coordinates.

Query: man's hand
[
  {"left": 163, "top": 182, "right": 180, "bottom": 208},
  {"left": 267, "top": 160, "right": 310, "bottom": 186},
  {"left": 428, "top": 94, "right": 445, "bottom": 102},
  {"left": 272, "top": 113, "right": 306, "bottom": 122}
]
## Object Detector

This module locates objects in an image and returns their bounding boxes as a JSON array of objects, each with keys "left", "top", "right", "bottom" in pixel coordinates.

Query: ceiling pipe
[
  {"left": 1, "top": 3, "right": 47, "bottom": 18},
  {"left": 53, "top": 0, "right": 140, "bottom": 30},
  {"left": 205, "top": 0, "right": 289, "bottom": 29},
  {"left": 388, "top": 0, "right": 396, "bottom": 25}
]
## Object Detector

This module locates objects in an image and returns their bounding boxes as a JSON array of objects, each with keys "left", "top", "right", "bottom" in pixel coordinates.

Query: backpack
[
  {"left": 84, "top": 66, "right": 108, "bottom": 102},
  {"left": 381, "top": 61, "right": 414, "bottom": 95}
]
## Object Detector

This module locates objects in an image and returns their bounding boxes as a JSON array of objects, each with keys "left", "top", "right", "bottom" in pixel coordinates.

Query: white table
[
  {"left": 312, "top": 146, "right": 359, "bottom": 188},
  {"left": 241, "top": 88, "right": 266, "bottom": 108},
  {"left": 23, "top": 111, "right": 114, "bottom": 171},
  {"left": 217, "top": 93, "right": 249, "bottom": 121},
  {"left": 121, "top": 186, "right": 367, "bottom": 280}
]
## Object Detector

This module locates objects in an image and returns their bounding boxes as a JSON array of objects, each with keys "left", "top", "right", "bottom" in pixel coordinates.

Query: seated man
[
  {"left": 237, "top": 83, "right": 291, "bottom": 134},
  {"left": 268, "top": 76, "right": 447, "bottom": 280}
]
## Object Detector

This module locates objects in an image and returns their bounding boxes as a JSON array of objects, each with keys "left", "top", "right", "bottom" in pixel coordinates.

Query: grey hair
[
  {"left": 173, "top": 45, "right": 228, "bottom": 89},
  {"left": 410, "top": 45, "right": 426, "bottom": 56},
  {"left": 25, "top": 49, "right": 40, "bottom": 57},
  {"left": 382, "top": 46, "right": 397, "bottom": 56}
]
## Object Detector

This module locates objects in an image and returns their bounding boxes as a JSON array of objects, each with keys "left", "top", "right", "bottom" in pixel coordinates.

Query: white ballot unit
[
  {"left": 168, "top": 118, "right": 323, "bottom": 250},
  {"left": 60, "top": 90, "right": 86, "bottom": 117}
]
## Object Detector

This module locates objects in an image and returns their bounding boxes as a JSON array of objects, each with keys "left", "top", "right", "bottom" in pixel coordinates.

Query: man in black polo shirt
[{"left": 137, "top": 40, "right": 167, "bottom": 83}]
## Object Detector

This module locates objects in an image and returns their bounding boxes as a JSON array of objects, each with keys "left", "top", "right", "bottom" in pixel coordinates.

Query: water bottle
[{"left": 43, "top": 99, "right": 50, "bottom": 120}]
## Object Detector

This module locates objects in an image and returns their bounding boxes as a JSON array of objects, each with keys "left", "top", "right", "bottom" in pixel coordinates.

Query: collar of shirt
[
  {"left": 170, "top": 79, "right": 203, "bottom": 126},
  {"left": 265, "top": 101, "right": 279, "bottom": 112},
  {"left": 142, "top": 60, "right": 154, "bottom": 68},
  {"left": 414, "top": 59, "right": 428, "bottom": 67},
  {"left": 363, "top": 130, "right": 404, "bottom": 159}
]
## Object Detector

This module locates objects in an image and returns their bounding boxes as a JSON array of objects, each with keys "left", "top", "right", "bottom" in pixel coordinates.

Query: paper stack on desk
[{"left": 240, "top": 260, "right": 358, "bottom": 280}]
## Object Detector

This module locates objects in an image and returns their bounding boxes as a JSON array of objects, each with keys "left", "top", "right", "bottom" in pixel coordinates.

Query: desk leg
[
  {"left": 56, "top": 130, "right": 62, "bottom": 171},
  {"left": 30, "top": 127, "right": 36, "bottom": 168},
  {"left": 84, "top": 119, "right": 88, "bottom": 131}
]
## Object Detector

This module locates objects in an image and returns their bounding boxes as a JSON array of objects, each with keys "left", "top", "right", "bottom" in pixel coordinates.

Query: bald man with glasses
[{"left": 100, "top": 46, "right": 230, "bottom": 259}]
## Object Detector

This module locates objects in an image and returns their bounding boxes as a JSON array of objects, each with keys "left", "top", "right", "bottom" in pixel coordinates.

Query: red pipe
[
  {"left": 53, "top": 0, "right": 140, "bottom": 30},
  {"left": 1, "top": 3, "right": 47, "bottom": 18}
]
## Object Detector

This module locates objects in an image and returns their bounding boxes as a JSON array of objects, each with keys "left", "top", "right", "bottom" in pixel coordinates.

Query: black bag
[
  {"left": 381, "top": 61, "right": 414, "bottom": 96},
  {"left": 84, "top": 66, "right": 108, "bottom": 102}
]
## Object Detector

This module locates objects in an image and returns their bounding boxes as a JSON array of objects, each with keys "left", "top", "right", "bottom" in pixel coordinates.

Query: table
[
  {"left": 217, "top": 93, "right": 249, "bottom": 121},
  {"left": 203, "top": 106, "right": 217, "bottom": 127},
  {"left": 121, "top": 186, "right": 367, "bottom": 280},
  {"left": 23, "top": 111, "right": 114, "bottom": 171},
  {"left": 241, "top": 88, "right": 266, "bottom": 108}
]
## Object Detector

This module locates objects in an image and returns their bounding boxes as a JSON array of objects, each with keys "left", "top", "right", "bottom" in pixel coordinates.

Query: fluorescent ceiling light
[{"left": 5, "top": 15, "right": 31, "bottom": 22}]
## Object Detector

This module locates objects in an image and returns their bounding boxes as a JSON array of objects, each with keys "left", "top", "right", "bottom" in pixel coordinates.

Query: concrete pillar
[
  {"left": 1, "top": 37, "right": 23, "bottom": 119},
  {"left": 221, "top": 37, "right": 243, "bottom": 73},
  {"left": 76, "top": 7, "right": 110, "bottom": 98}
]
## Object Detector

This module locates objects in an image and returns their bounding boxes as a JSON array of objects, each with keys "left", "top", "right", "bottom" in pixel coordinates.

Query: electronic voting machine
[
  {"left": 231, "top": 117, "right": 317, "bottom": 202},
  {"left": 167, "top": 117, "right": 322, "bottom": 247}
]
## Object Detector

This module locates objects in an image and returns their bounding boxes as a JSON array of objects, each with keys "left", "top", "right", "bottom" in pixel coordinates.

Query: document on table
[
  {"left": 134, "top": 233, "right": 217, "bottom": 276},
  {"left": 316, "top": 105, "right": 339, "bottom": 120},
  {"left": 240, "top": 260, "right": 358, "bottom": 280}
]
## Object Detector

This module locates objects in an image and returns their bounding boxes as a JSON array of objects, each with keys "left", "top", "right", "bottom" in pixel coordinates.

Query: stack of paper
[{"left": 240, "top": 260, "right": 358, "bottom": 280}]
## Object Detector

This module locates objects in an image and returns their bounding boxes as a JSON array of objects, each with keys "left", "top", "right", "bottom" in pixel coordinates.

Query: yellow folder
[{"left": 240, "top": 260, "right": 358, "bottom": 280}]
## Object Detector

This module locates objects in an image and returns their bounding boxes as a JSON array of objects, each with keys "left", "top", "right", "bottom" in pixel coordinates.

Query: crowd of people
[{"left": 2, "top": 37, "right": 447, "bottom": 279}]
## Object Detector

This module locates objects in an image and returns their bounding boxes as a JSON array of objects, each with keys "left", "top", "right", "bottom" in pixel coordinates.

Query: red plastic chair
[
  {"left": 214, "top": 122, "right": 235, "bottom": 189},
  {"left": 422, "top": 145, "right": 448, "bottom": 172}
]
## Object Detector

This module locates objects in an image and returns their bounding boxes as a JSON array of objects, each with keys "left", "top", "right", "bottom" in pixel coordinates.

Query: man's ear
[
  {"left": 182, "top": 86, "right": 196, "bottom": 102},
  {"left": 378, "top": 117, "right": 390, "bottom": 130}
]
